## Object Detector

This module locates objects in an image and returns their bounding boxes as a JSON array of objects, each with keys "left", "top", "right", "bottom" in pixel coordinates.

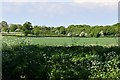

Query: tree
[
  {"left": 1, "top": 27, "right": 8, "bottom": 32},
  {"left": 22, "top": 22, "right": 33, "bottom": 36},
  {"left": 59, "top": 26, "right": 66, "bottom": 35},
  {"left": 0, "top": 21, "right": 9, "bottom": 32},
  {"left": 17, "top": 24, "right": 23, "bottom": 32},
  {"left": 33, "top": 30, "right": 40, "bottom": 36},
  {"left": 9, "top": 24, "right": 18, "bottom": 32},
  {"left": 32, "top": 26, "right": 40, "bottom": 36},
  {"left": 1, "top": 21, "right": 9, "bottom": 28}
]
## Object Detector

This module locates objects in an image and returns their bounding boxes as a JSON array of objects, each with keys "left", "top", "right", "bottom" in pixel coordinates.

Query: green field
[{"left": 1, "top": 36, "right": 119, "bottom": 46}]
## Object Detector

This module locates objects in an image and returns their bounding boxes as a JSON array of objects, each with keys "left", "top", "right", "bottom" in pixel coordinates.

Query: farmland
[
  {"left": 2, "top": 36, "right": 119, "bottom": 46},
  {"left": 1, "top": 30, "right": 120, "bottom": 80},
  {"left": 1, "top": 21, "right": 120, "bottom": 79}
]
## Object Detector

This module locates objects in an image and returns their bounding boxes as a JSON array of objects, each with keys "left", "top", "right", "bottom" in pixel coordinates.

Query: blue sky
[{"left": 1, "top": 0, "right": 118, "bottom": 27}]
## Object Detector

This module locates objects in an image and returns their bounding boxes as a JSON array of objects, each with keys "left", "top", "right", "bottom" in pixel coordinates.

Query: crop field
[{"left": 1, "top": 36, "right": 119, "bottom": 46}]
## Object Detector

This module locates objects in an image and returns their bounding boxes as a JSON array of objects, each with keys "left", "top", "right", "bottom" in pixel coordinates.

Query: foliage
[
  {"left": 32, "top": 26, "right": 40, "bottom": 36},
  {"left": 22, "top": 22, "right": 33, "bottom": 36},
  {"left": 9, "top": 24, "right": 18, "bottom": 32},
  {"left": 2, "top": 43, "right": 120, "bottom": 80},
  {"left": 1, "top": 27, "right": 9, "bottom": 32},
  {"left": 0, "top": 21, "right": 9, "bottom": 28},
  {"left": 0, "top": 21, "right": 119, "bottom": 37},
  {"left": 0, "top": 21, "right": 9, "bottom": 32}
]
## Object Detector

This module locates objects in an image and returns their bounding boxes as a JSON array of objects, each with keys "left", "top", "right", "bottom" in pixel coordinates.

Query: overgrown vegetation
[{"left": 2, "top": 43, "right": 120, "bottom": 80}]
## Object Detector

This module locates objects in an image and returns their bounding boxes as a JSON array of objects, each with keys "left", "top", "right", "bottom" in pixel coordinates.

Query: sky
[{"left": 0, "top": 0, "right": 119, "bottom": 27}]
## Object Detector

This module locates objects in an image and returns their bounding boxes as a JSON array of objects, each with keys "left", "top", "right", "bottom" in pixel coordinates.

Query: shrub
[{"left": 2, "top": 44, "right": 120, "bottom": 79}]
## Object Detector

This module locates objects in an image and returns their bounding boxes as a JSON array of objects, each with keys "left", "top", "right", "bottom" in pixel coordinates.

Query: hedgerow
[{"left": 2, "top": 44, "right": 120, "bottom": 80}]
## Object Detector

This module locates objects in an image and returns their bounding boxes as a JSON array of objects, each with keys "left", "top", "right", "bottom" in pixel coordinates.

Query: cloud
[
  {"left": 28, "top": 3, "right": 66, "bottom": 17},
  {"left": 2, "top": 0, "right": 36, "bottom": 2},
  {"left": 2, "top": 2, "right": 68, "bottom": 18},
  {"left": 2, "top": 2, "right": 24, "bottom": 13},
  {"left": 1, "top": 0, "right": 119, "bottom": 4},
  {"left": 1, "top": 0, "right": 71, "bottom": 2},
  {"left": 73, "top": 0, "right": 118, "bottom": 6},
  {"left": 73, "top": 0, "right": 118, "bottom": 3},
  {"left": 2, "top": 0, "right": 118, "bottom": 8},
  {"left": 72, "top": 0, "right": 118, "bottom": 10},
  {"left": 2, "top": 0, "right": 117, "bottom": 17}
]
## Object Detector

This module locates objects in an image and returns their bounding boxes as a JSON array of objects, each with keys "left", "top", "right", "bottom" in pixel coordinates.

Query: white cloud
[
  {"left": 72, "top": 0, "right": 118, "bottom": 10},
  {"left": 2, "top": 2, "right": 67, "bottom": 18},
  {"left": 28, "top": 3, "right": 66, "bottom": 16},
  {"left": 1, "top": 0, "right": 118, "bottom": 17},
  {"left": 2, "top": 0, "right": 119, "bottom": 6},
  {"left": 2, "top": 0, "right": 36, "bottom": 2},
  {"left": 73, "top": 0, "right": 118, "bottom": 3},
  {"left": 1, "top": 0, "right": 71, "bottom": 2},
  {"left": 73, "top": 0, "right": 118, "bottom": 6}
]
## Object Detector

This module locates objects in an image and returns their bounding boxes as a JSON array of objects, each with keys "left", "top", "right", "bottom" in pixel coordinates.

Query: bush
[{"left": 2, "top": 44, "right": 120, "bottom": 80}]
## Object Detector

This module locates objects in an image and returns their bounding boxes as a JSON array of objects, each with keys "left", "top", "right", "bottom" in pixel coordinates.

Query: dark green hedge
[{"left": 2, "top": 45, "right": 120, "bottom": 80}]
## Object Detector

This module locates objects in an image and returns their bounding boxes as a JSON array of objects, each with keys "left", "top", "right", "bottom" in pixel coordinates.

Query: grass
[{"left": 1, "top": 36, "right": 119, "bottom": 46}]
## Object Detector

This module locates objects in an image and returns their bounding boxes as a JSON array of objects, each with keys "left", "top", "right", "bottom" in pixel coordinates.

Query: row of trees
[{"left": 0, "top": 21, "right": 120, "bottom": 37}]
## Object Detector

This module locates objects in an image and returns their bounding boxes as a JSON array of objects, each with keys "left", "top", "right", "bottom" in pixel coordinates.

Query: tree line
[{"left": 0, "top": 21, "right": 120, "bottom": 37}]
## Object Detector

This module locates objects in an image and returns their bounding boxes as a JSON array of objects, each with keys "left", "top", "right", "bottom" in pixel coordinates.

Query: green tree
[
  {"left": 17, "top": 24, "right": 23, "bottom": 32},
  {"left": 0, "top": 21, "right": 9, "bottom": 32},
  {"left": 32, "top": 26, "right": 40, "bottom": 36},
  {"left": 1, "top": 21, "right": 9, "bottom": 28},
  {"left": 1, "top": 27, "right": 8, "bottom": 32},
  {"left": 59, "top": 26, "right": 66, "bottom": 35},
  {"left": 9, "top": 24, "right": 18, "bottom": 32},
  {"left": 22, "top": 22, "right": 33, "bottom": 36}
]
